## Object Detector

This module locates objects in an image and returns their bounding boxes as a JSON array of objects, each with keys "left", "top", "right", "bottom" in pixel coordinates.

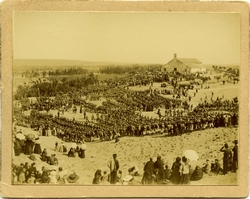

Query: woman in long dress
[
  {"left": 79, "top": 142, "right": 87, "bottom": 159},
  {"left": 14, "top": 138, "right": 22, "bottom": 156},
  {"left": 33, "top": 138, "right": 42, "bottom": 154},
  {"left": 25, "top": 139, "right": 34, "bottom": 155},
  {"left": 180, "top": 156, "right": 190, "bottom": 184},
  {"left": 171, "top": 157, "right": 182, "bottom": 184}
]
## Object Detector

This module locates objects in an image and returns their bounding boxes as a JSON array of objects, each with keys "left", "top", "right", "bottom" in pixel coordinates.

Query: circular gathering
[{"left": 12, "top": 64, "right": 239, "bottom": 185}]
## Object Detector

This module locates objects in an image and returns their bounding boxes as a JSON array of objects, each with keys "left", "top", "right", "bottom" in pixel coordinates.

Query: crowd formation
[
  {"left": 12, "top": 68, "right": 239, "bottom": 185},
  {"left": 13, "top": 94, "right": 238, "bottom": 147}
]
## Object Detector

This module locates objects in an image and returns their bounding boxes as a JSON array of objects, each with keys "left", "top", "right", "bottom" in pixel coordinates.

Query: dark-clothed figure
[
  {"left": 211, "top": 159, "right": 222, "bottom": 174},
  {"left": 220, "top": 143, "right": 232, "bottom": 175},
  {"left": 190, "top": 166, "right": 203, "bottom": 181},
  {"left": 92, "top": 169, "right": 102, "bottom": 184},
  {"left": 142, "top": 158, "right": 154, "bottom": 184},
  {"left": 163, "top": 165, "right": 171, "bottom": 181},
  {"left": 68, "top": 148, "right": 76, "bottom": 157},
  {"left": 232, "top": 140, "right": 238, "bottom": 172},
  {"left": 79, "top": 142, "right": 87, "bottom": 159},
  {"left": 14, "top": 138, "right": 22, "bottom": 156},
  {"left": 33, "top": 138, "right": 42, "bottom": 154},
  {"left": 154, "top": 156, "right": 164, "bottom": 183},
  {"left": 40, "top": 149, "right": 48, "bottom": 162},
  {"left": 108, "top": 154, "right": 119, "bottom": 184},
  {"left": 25, "top": 139, "right": 34, "bottom": 155},
  {"left": 171, "top": 157, "right": 182, "bottom": 184},
  {"left": 231, "top": 113, "right": 238, "bottom": 126},
  {"left": 47, "top": 154, "right": 58, "bottom": 165}
]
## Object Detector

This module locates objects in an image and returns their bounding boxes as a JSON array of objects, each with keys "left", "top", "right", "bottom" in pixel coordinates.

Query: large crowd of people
[
  {"left": 12, "top": 68, "right": 239, "bottom": 185},
  {"left": 13, "top": 92, "right": 238, "bottom": 147}
]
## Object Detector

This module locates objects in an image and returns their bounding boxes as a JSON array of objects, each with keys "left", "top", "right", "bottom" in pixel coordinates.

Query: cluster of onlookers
[
  {"left": 141, "top": 155, "right": 205, "bottom": 185},
  {"left": 13, "top": 129, "right": 42, "bottom": 157},
  {"left": 91, "top": 150, "right": 238, "bottom": 186},
  {"left": 140, "top": 140, "right": 238, "bottom": 185},
  {"left": 12, "top": 162, "right": 79, "bottom": 184}
]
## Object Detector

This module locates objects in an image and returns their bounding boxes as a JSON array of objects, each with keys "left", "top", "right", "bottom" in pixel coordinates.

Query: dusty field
[
  {"left": 13, "top": 126, "right": 238, "bottom": 185},
  {"left": 13, "top": 78, "right": 239, "bottom": 185}
]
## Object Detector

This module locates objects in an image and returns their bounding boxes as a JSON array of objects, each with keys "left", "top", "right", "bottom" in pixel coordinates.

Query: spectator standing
[
  {"left": 220, "top": 143, "right": 232, "bottom": 175},
  {"left": 108, "top": 154, "right": 119, "bottom": 184},
  {"left": 232, "top": 140, "right": 238, "bottom": 172}
]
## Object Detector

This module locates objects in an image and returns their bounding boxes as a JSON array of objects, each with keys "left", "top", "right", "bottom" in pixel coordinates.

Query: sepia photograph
[
  {"left": 1, "top": 1, "right": 249, "bottom": 197},
  {"left": 11, "top": 11, "right": 240, "bottom": 186}
]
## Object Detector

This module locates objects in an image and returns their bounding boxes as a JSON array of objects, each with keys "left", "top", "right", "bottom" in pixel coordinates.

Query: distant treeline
[
  {"left": 19, "top": 65, "right": 164, "bottom": 77},
  {"left": 99, "top": 64, "right": 162, "bottom": 74},
  {"left": 48, "top": 67, "right": 88, "bottom": 76},
  {"left": 212, "top": 65, "right": 239, "bottom": 75},
  {"left": 14, "top": 72, "right": 98, "bottom": 100},
  {"left": 20, "top": 67, "right": 89, "bottom": 78}
]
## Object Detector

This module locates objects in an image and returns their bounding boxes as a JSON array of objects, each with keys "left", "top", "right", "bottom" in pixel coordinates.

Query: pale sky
[{"left": 13, "top": 12, "right": 240, "bottom": 65}]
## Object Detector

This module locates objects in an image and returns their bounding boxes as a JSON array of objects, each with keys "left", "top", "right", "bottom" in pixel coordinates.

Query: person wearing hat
[
  {"left": 67, "top": 172, "right": 79, "bottom": 183},
  {"left": 220, "top": 143, "right": 232, "bottom": 175},
  {"left": 108, "top": 154, "right": 119, "bottom": 184},
  {"left": 232, "top": 140, "right": 238, "bottom": 172}
]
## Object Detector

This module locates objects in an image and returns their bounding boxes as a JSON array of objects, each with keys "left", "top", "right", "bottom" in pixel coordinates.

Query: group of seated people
[
  {"left": 67, "top": 146, "right": 86, "bottom": 159},
  {"left": 40, "top": 149, "right": 59, "bottom": 166},
  {"left": 92, "top": 166, "right": 139, "bottom": 185},
  {"left": 12, "top": 162, "right": 79, "bottom": 184}
]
